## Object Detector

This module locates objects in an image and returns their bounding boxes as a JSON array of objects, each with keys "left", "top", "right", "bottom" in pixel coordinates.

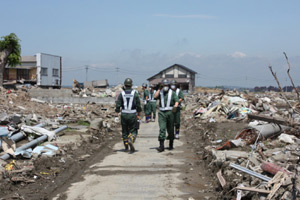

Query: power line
[
  {"left": 89, "top": 67, "right": 115, "bottom": 72},
  {"left": 62, "top": 67, "right": 85, "bottom": 72}
]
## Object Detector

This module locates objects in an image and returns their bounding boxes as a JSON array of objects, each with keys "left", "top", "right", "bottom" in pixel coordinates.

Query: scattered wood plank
[
  {"left": 9, "top": 165, "right": 34, "bottom": 174},
  {"left": 235, "top": 186, "right": 270, "bottom": 194},
  {"left": 247, "top": 113, "right": 298, "bottom": 127},
  {"left": 266, "top": 171, "right": 288, "bottom": 199},
  {"left": 258, "top": 146, "right": 267, "bottom": 160},
  {"left": 267, "top": 171, "right": 284, "bottom": 187},
  {"left": 216, "top": 170, "right": 226, "bottom": 188},
  {"left": 11, "top": 176, "right": 35, "bottom": 183},
  {"left": 267, "top": 182, "right": 282, "bottom": 199}
]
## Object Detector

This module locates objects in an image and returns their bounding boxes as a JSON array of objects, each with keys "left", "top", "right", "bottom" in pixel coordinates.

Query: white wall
[
  {"left": 165, "top": 67, "right": 174, "bottom": 75},
  {"left": 164, "top": 65, "right": 188, "bottom": 78},
  {"left": 178, "top": 67, "right": 187, "bottom": 75},
  {"left": 36, "top": 53, "right": 61, "bottom": 86}
]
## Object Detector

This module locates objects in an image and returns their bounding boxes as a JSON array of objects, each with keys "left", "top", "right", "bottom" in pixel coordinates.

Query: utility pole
[
  {"left": 85, "top": 65, "right": 89, "bottom": 82},
  {"left": 115, "top": 67, "right": 120, "bottom": 85}
]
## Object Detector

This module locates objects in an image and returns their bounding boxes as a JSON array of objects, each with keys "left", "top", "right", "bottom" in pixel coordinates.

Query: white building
[{"left": 5, "top": 53, "right": 62, "bottom": 88}]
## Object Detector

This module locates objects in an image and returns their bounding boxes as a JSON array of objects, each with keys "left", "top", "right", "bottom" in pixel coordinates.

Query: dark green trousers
[
  {"left": 149, "top": 101, "right": 157, "bottom": 119},
  {"left": 144, "top": 103, "right": 151, "bottom": 116},
  {"left": 174, "top": 108, "right": 181, "bottom": 129},
  {"left": 158, "top": 110, "right": 174, "bottom": 140},
  {"left": 121, "top": 113, "right": 137, "bottom": 140}
]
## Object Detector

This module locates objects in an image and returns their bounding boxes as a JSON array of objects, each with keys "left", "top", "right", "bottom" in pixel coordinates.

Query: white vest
[
  {"left": 176, "top": 88, "right": 180, "bottom": 96},
  {"left": 159, "top": 89, "right": 173, "bottom": 111},
  {"left": 148, "top": 90, "right": 157, "bottom": 102},
  {"left": 121, "top": 90, "right": 137, "bottom": 114}
]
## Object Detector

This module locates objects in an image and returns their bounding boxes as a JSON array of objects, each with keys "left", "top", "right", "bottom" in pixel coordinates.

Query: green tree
[{"left": 0, "top": 33, "right": 21, "bottom": 86}]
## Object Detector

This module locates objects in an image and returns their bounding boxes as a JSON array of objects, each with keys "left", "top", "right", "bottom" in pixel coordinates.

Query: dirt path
[
  {"left": 53, "top": 121, "right": 185, "bottom": 199},
  {"left": 52, "top": 120, "right": 215, "bottom": 200}
]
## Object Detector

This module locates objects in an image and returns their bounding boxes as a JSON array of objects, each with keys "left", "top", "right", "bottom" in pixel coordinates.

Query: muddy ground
[
  {"left": 0, "top": 125, "right": 120, "bottom": 200},
  {"left": 180, "top": 117, "right": 247, "bottom": 200},
  {"left": 0, "top": 118, "right": 247, "bottom": 200}
]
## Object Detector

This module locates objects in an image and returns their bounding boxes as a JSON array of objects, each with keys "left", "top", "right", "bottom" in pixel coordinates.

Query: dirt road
[
  {"left": 53, "top": 120, "right": 183, "bottom": 199},
  {"left": 54, "top": 118, "right": 217, "bottom": 200},
  {"left": 52, "top": 120, "right": 213, "bottom": 200}
]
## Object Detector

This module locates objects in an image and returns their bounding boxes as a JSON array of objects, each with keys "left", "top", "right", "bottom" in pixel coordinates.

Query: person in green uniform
[
  {"left": 170, "top": 80, "right": 184, "bottom": 139},
  {"left": 115, "top": 78, "right": 142, "bottom": 153},
  {"left": 154, "top": 79, "right": 179, "bottom": 152},
  {"left": 142, "top": 83, "right": 151, "bottom": 123},
  {"left": 148, "top": 84, "right": 157, "bottom": 122}
]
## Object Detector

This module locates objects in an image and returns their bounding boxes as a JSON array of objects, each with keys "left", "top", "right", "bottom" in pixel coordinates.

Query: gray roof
[{"left": 21, "top": 56, "right": 36, "bottom": 62}]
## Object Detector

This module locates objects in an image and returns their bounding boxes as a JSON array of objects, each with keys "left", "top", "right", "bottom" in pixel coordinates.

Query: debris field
[{"left": 0, "top": 86, "right": 299, "bottom": 200}]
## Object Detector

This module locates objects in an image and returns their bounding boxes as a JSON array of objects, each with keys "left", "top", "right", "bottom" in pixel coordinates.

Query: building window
[
  {"left": 4, "top": 69, "right": 9, "bottom": 80},
  {"left": 17, "top": 69, "right": 29, "bottom": 80},
  {"left": 53, "top": 68, "right": 59, "bottom": 77},
  {"left": 165, "top": 74, "right": 174, "bottom": 78},
  {"left": 178, "top": 74, "right": 187, "bottom": 78},
  {"left": 55, "top": 79, "right": 59, "bottom": 85},
  {"left": 41, "top": 68, "right": 48, "bottom": 76}
]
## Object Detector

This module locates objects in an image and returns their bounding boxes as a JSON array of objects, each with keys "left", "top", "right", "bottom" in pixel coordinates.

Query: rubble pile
[
  {"left": 0, "top": 87, "right": 120, "bottom": 193},
  {"left": 0, "top": 87, "right": 119, "bottom": 130},
  {"left": 72, "top": 84, "right": 124, "bottom": 98},
  {"left": 185, "top": 90, "right": 299, "bottom": 123},
  {"left": 182, "top": 90, "right": 300, "bottom": 199}
]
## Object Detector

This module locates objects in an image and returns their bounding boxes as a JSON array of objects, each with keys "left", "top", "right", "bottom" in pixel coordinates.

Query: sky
[{"left": 1, "top": 0, "right": 300, "bottom": 87}]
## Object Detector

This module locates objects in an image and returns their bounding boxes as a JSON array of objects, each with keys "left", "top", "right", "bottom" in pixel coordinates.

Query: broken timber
[
  {"left": 247, "top": 113, "right": 300, "bottom": 127},
  {"left": 235, "top": 186, "right": 270, "bottom": 194},
  {"left": 216, "top": 170, "right": 226, "bottom": 188}
]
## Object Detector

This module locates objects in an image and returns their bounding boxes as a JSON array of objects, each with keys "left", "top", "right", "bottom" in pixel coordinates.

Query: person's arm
[
  {"left": 144, "top": 90, "right": 149, "bottom": 103},
  {"left": 179, "top": 90, "right": 184, "bottom": 103},
  {"left": 115, "top": 93, "right": 123, "bottom": 115},
  {"left": 173, "top": 92, "right": 179, "bottom": 107},
  {"left": 135, "top": 92, "right": 142, "bottom": 115},
  {"left": 154, "top": 90, "right": 160, "bottom": 99},
  {"left": 145, "top": 90, "right": 149, "bottom": 100},
  {"left": 154, "top": 84, "right": 162, "bottom": 99}
]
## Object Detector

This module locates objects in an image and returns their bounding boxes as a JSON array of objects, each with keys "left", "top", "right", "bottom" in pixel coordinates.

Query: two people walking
[{"left": 115, "top": 78, "right": 184, "bottom": 153}]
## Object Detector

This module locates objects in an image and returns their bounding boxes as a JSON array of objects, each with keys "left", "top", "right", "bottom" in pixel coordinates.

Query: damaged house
[
  {"left": 4, "top": 53, "right": 62, "bottom": 88},
  {"left": 147, "top": 64, "right": 197, "bottom": 92}
]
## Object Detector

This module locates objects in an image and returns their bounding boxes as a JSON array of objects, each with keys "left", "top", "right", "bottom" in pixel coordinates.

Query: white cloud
[
  {"left": 231, "top": 51, "right": 247, "bottom": 58},
  {"left": 153, "top": 14, "right": 216, "bottom": 19}
]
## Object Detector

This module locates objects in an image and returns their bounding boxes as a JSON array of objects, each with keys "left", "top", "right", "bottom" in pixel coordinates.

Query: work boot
[
  {"left": 128, "top": 134, "right": 136, "bottom": 153},
  {"left": 169, "top": 140, "right": 174, "bottom": 150},
  {"left": 157, "top": 140, "right": 165, "bottom": 152},
  {"left": 129, "top": 134, "right": 136, "bottom": 143},
  {"left": 123, "top": 140, "right": 129, "bottom": 152},
  {"left": 175, "top": 128, "right": 180, "bottom": 139}
]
